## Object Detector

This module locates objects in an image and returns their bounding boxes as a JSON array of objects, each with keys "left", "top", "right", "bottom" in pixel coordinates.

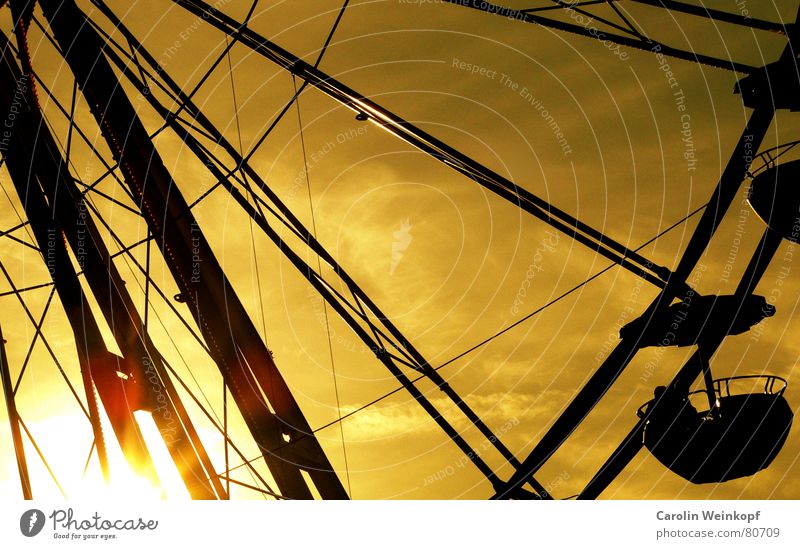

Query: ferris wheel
[{"left": 0, "top": 0, "right": 798, "bottom": 500}]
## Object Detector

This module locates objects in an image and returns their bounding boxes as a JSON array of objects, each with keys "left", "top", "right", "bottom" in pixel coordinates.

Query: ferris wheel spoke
[
  {"left": 627, "top": 0, "right": 787, "bottom": 34},
  {"left": 440, "top": 0, "right": 758, "bottom": 71},
  {"left": 0, "top": 0, "right": 795, "bottom": 502},
  {"left": 493, "top": 103, "right": 776, "bottom": 499},
  {"left": 0, "top": 323, "right": 32, "bottom": 499},
  {"left": 18, "top": 415, "right": 67, "bottom": 498},
  {"left": 82, "top": 8, "right": 553, "bottom": 496},
  {"left": 164, "top": 0, "right": 675, "bottom": 291}
]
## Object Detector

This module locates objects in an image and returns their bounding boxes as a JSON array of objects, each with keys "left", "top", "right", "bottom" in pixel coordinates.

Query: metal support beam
[
  {"left": 164, "top": 0, "right": 675, "bottom": 291},
  {"left": 439, "top": 0, "right": 756, "bottom": 72},
  {"left": 0, "top": 324, "right": 32, "bottom": 499},
  {"left": 493, "top": 104, "right": 775, "bottom": 498},
  {"left": 0, "top": 30, "right": 121, "bottom": 485},
  {"left": 81, "top": 0, "right": 551, "bottom": 497},
  {"left": 4, "top": 13, "right": 222, "bottom": 500},
  {"left": 628, "top": 0, "right": 787, "bottom": 34},
  {"left": 40, "top": 0, "right": 347, "bottom": 500},
  {"left": 9, "top": 68, "right": 224, "bottom": 499}
]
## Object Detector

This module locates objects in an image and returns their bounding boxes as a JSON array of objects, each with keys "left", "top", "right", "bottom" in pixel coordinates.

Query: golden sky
[{"left": 1, "top": 0, "right": 799, "bottom": 500}]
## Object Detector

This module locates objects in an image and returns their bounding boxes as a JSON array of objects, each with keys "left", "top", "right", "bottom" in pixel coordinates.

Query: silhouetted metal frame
[
  {"left": 495, "top": 105, "right": 776, "bottom": 498},
  {"left": 77, "top": 6, "right": 548, "bottom": 496},
  {"left": 162, "top": 0, "right": 792, "bottom": 498},
  {"left": 3, "top": 0, "right": 791, "bottom": 499},
  {"left": 0, "top": 323, "right": 31, "bottom": 499},
  {"left": 165, "top": 0, "right": 677, "bottom": 292},
  {"left": 576, "top": 4, "right": 800, "bottom": 497},
  {"left": 440, "top": 0, "right": 763, "bottom": 72},
  {"left": 38, "top": 0, "right": 348, "bottom": 500}
]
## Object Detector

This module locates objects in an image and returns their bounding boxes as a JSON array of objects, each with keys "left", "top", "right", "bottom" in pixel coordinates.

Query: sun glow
[
  {"left": 131, "top": 411, "right": 190, "bottom": 500},
  {"left": 0, "top": 406, "right": 193, "bottom": 500},
  {"left": 79, "top": 407, "right": 191, "bottom": 500},
  {"left": 64, "top": 407, "right": 180, "bottom": 500},
  {"left": 70, "top": 408, "right": 191, "bottom": 500}
]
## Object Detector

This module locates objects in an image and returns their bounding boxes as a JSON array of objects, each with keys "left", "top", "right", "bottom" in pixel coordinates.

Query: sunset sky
[{"left": 1, "top": 0, "right": 799, "bottom": 500}]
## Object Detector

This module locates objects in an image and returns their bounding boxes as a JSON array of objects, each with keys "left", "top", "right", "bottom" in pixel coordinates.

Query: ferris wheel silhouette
[{"left": 0, "top": 0, "right": 798, "bottom": 500}]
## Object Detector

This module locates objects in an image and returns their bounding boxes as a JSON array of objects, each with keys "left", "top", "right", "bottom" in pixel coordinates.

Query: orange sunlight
[{"left": 2, "top": 406, "right": 191, "bottom": 500}]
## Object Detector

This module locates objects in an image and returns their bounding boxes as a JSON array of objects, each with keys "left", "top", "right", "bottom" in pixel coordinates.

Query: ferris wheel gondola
[{"left": 638, "top": 376, "right": 793, "bottom": 484}]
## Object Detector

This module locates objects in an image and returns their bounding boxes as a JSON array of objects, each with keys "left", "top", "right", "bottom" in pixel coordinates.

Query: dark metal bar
[
  {"left": 5, "top": 18, "right": 223, "bottom": 500},
  {"left": 0, "top": 323, "right": 32, "bottom": 499},
  {"left": 163, "top": 0, "right": 674, "bottom": 290},
  {"left": 628, "top": 0, "right": 787, "bottom": 34},
  {"left": 40, "top": 0, "right": 347, "bottom": 500},
  {"left": 87, "top": 6, "right": 547, "bottom": 497},
  {"left": 439, "top": 0, "right": 755, "bottom": 72},
  {"left": 89, "top": 1, "right": 551, "bottom": 497},
  {"left": 494, "top": 105, "right": 775, "bottom": 498}
]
